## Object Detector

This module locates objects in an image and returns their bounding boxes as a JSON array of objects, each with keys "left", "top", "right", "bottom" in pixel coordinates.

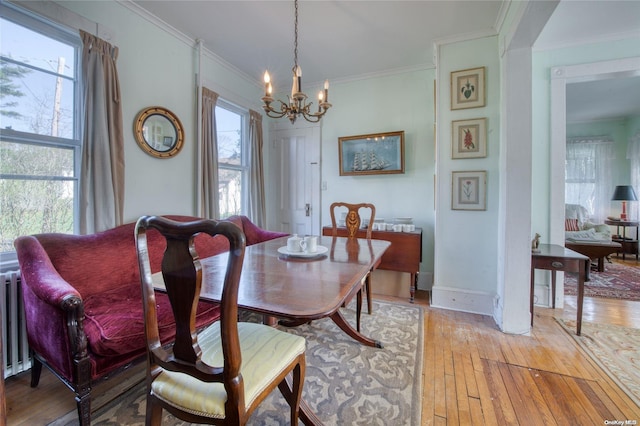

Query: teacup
[
  {"left": 304, "top": 235, "right": 318, "bottom": 253},
  {"left": 393, "top": 224, "right": 403, "bottom": 232},
  {"left": 402, "top": 224, "right": 415, "bottom": 232}
]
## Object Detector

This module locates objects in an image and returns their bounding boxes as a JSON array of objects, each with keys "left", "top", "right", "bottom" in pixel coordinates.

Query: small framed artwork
[
  {"left": 338, "top": 130, "right": 405, "bottom": 176},
  {"left": 452, "top": 170, "right": 486, "bottom": 211},
  {"left": 162, "top": 136, "right": 173, "bottom": 147},
  {"left": 452, "top": 118, "right": 487, "bottom": 159},
  {"left": 451, "top": 67, "right": 485, "bottom": 110}
]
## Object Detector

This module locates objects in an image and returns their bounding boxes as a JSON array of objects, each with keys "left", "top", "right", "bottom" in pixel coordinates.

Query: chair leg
[
  {"left": 30, "top": 357, "right": 42, "bottom": 387},
  {"left": 146, "top": 396, "right": 163, "bottom": 426},
  {"left": 366, "top": 273, "right": 373, "bottom": 315},
  {"left": 278, "top": 356, "right": 305, "bottom": 426}
]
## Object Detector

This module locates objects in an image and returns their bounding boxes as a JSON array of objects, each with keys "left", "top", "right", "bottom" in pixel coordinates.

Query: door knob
[{"left": 305, "top": 203, "right": 310, "bottom": 216}]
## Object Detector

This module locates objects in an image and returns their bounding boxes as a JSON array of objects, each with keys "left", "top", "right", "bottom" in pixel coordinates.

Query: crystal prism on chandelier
[{"left": 261, "top": 0, "right": 331, "bottom": 124}]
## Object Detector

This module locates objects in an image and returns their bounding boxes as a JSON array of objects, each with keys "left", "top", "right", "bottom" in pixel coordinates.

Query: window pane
[
  {"left": 0, "top": 60, "right": 75, "bottom": 138},
  {"left": 1, "top": 16, "right": 76, "bottom": 138},
  {"left": 1, "top": 140, "right": 74, "bottom": 176},
  {"left": 0, "top": 18, "right": 75, "bottom": 75},
  {"left": 218, "top": 168, "right": 242, "bottom": 218},
  {"left": 0, "top": 179, "right": 74, "bottom": 252},
  {"left": 216, "top": 106, "right": 241, "bottom": 166}
]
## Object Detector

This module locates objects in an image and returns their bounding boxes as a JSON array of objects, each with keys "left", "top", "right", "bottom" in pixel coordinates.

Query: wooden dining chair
[
  {"left": 135, "top": 216, "right": 306, "bottom": 425},
  {"left": 329, "top": 202, "right": 378, "bottom": 330}
]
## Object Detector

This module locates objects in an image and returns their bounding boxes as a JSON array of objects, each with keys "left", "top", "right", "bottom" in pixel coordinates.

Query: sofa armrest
[
  {"left": 14, "top": 236, "right": 88, "bottom": 381},
  {"left": 231, "top": 216, "right": 288, "bottom": 245}
]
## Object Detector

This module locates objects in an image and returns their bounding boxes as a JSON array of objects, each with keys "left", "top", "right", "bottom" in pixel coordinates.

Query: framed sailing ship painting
[{"left": 338, "top": 130, "right": 405, "bottom": 176}]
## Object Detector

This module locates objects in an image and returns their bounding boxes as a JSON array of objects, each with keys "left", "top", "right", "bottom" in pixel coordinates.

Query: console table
[
  {"left": 322, "top": 226, "right": 422, "bottom": 302},
  {"left": 605, "top": 219, "right": 639, "bottom": 260},
  {"left": 531, "top": 244, "right": 588, "bottom": 335}
]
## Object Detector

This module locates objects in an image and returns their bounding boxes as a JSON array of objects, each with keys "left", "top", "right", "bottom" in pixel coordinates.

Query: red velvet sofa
[{"left": 13, "top": 215, "right": 286, "bottom": 425}]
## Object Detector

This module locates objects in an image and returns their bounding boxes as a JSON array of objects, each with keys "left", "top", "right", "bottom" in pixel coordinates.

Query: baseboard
[{"left": 431, "top": 285, "right": 495, "bottom": 315}]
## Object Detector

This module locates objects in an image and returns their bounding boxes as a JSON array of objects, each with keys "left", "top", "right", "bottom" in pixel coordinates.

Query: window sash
[{"left": 0, "top": 2, "right": 82, "bottom": 262}]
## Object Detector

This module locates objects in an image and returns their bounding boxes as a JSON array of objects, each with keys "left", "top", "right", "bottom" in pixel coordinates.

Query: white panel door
[{"left": 276, "top": 125, "right": 320, "bottom": 236}]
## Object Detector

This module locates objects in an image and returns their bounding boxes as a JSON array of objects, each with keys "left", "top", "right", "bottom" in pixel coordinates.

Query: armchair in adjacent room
[{"left": 564, "top": 204, "right": 612, "bottom": 242}]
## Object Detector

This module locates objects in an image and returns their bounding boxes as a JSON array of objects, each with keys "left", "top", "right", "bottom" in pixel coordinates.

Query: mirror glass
[{"left": 134, "top": 106, "right": 184, "bottom": 158}]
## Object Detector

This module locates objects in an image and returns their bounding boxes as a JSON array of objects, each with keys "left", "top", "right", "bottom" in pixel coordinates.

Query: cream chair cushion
[{"left": 151, "top": 322, "right": 306, "bottom": 419}]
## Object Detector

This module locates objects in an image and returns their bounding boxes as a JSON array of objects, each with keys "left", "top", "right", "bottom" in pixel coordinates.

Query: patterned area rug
[
  {"left": 62, "top": 300, "right": 423, "bottom": 425},
  {"left": 557, "top": 318, "right": 640, "bottom": 407},
  {"left": 564, "top": 262, "right": 640, "bottom": 301}
]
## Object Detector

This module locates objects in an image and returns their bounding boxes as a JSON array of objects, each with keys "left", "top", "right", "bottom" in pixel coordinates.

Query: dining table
[{"left": 152, "top": 234, "right": 391, "bottom": 425}]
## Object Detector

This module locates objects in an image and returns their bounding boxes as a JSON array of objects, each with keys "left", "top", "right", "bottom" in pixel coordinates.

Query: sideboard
[{"left": 321, "top": 226, "right": 423, "bottom": 302}]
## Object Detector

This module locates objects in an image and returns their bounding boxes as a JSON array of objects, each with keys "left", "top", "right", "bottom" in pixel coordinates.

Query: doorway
[{"left": 550, "top": 56, "right": 640, "bottom": 307}]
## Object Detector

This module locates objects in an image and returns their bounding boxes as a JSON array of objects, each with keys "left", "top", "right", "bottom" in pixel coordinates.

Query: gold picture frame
[
  {"left": 451, "top": 67, "right": 485, "bottom": 110},
  {"left": 338, "top": 131, "right": 405, "bottom": 176},
  {"left": 452, "top": 118, "right": 487, "bottom": 159}
]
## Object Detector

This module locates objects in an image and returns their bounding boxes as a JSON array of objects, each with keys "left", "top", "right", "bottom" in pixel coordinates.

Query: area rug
[
  {"left": 564, "top": 262, "right": 640, "bottom": 301},
  {"left": 55, "top": 300, "right": 423, "bottom": 425},
  {"left": 557, "top": 318, "right": 640, "bottom": 407}
]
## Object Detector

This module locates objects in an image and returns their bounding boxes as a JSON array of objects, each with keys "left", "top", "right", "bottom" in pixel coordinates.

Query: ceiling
[{"left": 132, "top": 0, "right": 640, "bottom": 121}]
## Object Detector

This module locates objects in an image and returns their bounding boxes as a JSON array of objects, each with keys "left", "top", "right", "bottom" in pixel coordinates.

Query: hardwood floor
[{"left": 5, "top": 287, "right": 640, "bottom": 425}]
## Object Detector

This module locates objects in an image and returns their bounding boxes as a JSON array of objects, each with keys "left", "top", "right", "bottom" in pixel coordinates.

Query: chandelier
[{"left": 261, "top": 0, "right": 331, "bottom": 124}]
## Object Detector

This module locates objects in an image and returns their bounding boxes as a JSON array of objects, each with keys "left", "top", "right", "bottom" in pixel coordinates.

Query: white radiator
[{"left": 1, "top": 269, "right": 31, "bottom": 378}]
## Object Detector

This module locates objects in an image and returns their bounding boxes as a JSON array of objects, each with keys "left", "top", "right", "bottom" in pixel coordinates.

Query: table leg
[
  {"left": 576, "top": 259, "right": 585, "bottom": 336},
  {"left": 530, "top": 266, "right": 535, "bottom": 326},
  {"left": 330, "top": 310, "right": 383, "bottom": 348},
  {"left": 597, "top": 257, "right": 604, "bottom": 272},
  {"left": 409, "top": 272, "right": 416, "bottom": 303},
  {"left": 551, "top": 270, "right": 556, "bottom": 309}
]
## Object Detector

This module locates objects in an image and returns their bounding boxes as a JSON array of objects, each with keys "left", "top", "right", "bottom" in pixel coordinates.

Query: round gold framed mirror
[{"left": 133, "top": 106, "right": 184, "bottom": 158}]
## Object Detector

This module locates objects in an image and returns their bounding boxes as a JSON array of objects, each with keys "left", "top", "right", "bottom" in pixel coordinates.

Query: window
[
  {"left": 565, "top": 137, "right": 615, "bottom": 222},
  {"left": 216, "top": 100, "right": 249, "bottom": 218},
  {"left": 0, "top": 4, "right": 81, "bottom": 258}
]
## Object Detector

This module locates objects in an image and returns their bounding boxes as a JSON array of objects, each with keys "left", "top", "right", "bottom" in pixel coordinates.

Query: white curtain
[
  {"left": 79, "top": 30, "right": 124, "bottom": 234},
  {"left": 248, "top": 110, "right": 266, "bottom": 227},
  {"left": 565, "top": 136, "right": 615, "bottom": 223},
  {"left": 201, "top": 87, "right": 219, "bottom": 219},
  {"left": 627, "top": 131, "right": 640, "bottom": 221}
]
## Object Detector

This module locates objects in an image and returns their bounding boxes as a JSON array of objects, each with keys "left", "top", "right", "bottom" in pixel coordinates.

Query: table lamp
[{"left": 611, "top": 185, "right": 638, "bottom": 221}]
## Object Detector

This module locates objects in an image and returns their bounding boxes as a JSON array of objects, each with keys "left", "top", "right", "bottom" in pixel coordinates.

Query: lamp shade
[{"left": 611, "top": 185, "right": 638, "bottom": 201}]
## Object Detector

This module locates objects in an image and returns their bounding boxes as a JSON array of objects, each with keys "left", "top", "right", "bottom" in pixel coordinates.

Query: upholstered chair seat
[{"left": 151, "top": 322, "right": 305, "bottom": 419}]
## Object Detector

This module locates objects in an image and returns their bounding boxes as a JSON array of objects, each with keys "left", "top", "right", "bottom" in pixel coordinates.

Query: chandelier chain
[{"left": 293, "top": 0, "right": 298, "bottom": 69}]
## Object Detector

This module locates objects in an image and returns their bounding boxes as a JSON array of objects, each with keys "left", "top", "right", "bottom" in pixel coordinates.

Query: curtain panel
[
  {"left": 565, "top": 136, "right": 615, "bottom": 223},
  {"left": 79, "top": 30, "right": 124, "bottom": 234},
  {"left": 627, "top": 131, "right": 640, "bottom": 221},
  {"left": 201, "top": 87, "right": 219, "bottom": 219},
  {"left": 249, "top": 110, "right": 266, "bottom": 227}
]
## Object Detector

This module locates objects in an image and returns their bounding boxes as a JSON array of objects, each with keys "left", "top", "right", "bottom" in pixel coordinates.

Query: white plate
[{"left": 277, "top": 245, "right": 328, "bottom": 258}]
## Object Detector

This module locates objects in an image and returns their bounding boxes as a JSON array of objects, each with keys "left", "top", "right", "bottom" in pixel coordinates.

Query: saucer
[{"left": 277, "top": 245, "right": 328, "bottom": 258}]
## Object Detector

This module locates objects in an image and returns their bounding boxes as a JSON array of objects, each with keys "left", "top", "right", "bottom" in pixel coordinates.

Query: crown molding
[{"left": 432, "top": 28, "right": 498, "bottom": 49}]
